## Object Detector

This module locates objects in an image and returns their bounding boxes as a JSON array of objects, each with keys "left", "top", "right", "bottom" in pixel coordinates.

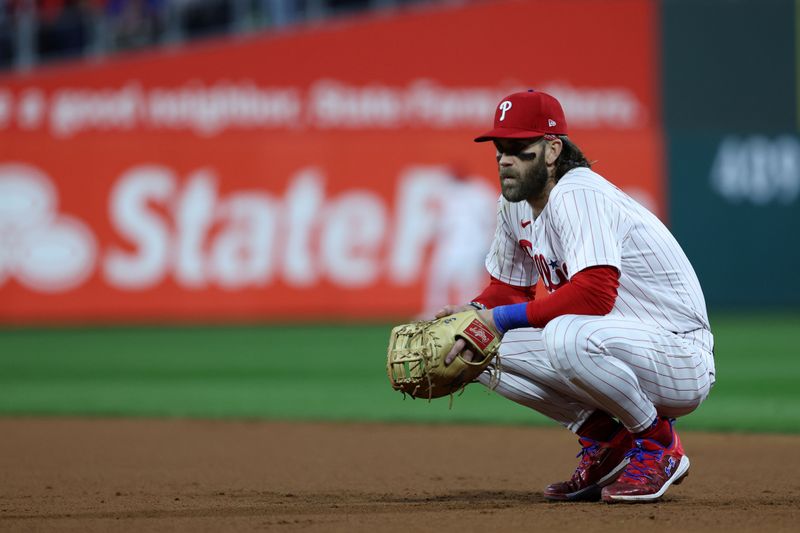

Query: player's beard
[{"left": 499, "top": 156, "right": 549, "bottom": 203}]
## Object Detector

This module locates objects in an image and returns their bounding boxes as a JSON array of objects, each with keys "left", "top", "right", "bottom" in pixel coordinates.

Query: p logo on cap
[
  {"left": 499, "top": 101, "right": 513, "bottom": 121},
  {"left": 474, "top": 90, "right": 568, "bottom": 142}
]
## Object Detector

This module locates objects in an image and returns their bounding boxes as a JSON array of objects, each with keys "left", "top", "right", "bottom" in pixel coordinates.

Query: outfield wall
[
  {"left": 0, "top": 0, "right": 663, "bottom": 322},
  {"left": 662, "top": 0, "right": 800, "bottom": 308}
]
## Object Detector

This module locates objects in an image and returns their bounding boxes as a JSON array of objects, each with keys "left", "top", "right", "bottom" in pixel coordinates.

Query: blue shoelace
[
  {"left": 571, "top": 440, "right": 602, "bottom": 477},
  {"left": 620, "top": 442, "right": 664, "bottom": 481},
  {"left": 577, "top": 442, "right": 600, "bottom": 459}
]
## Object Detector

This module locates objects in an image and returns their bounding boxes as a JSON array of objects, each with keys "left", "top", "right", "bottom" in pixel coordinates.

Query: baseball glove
[{"left": 386, "top": 310, "right": 502, "bottom": 400}]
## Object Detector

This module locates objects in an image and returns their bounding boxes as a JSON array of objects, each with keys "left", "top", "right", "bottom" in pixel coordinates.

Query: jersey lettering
[{"left": 533, "top": 253, "right": 569, "bottom": 292}]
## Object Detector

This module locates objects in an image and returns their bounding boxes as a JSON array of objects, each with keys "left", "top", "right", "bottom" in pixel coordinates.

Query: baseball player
[{"left": 438, "top": 90, "right": 715, "bottom": 503}]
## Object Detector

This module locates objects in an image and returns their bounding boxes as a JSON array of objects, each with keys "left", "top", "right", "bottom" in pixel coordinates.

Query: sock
[
  {"left": 634, "top": 417, "right": 673, "bottom": 446},
  {"left": 577, "top": 411, "right": 623, "bottom": 441}
]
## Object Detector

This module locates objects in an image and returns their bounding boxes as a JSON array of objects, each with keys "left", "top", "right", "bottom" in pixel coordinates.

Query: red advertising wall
[{"left": 0, "top": 0, "right": 662, "bottom": 323}]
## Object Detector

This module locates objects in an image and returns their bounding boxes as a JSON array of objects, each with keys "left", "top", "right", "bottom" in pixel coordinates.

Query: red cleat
[
  {"left": 601, "top": 423, "right": 690, "bottom": 503},
  {"left": 544, "top": 429, "right": 631, "bottom": 502}
]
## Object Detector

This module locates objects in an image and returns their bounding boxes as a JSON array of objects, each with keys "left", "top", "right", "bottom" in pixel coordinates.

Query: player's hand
[
  {"left": 444, "top": 309, "right": 496, "bottom": 366},
  {"left": 434, "top": 304, "right": 474, "bottom": 319}
]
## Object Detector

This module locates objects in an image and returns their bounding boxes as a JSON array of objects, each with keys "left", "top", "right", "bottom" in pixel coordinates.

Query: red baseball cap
[{"left": 474, "top": 89, "right": 568, "bottom": 142}]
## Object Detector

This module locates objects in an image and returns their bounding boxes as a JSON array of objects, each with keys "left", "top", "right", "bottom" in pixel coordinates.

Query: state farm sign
[
  {"left": 0, "top": 0, "right": 663, "bottom": 323},
  {"left": 102, "top": 164, "right": 486, "bottom": 290},
  {"left": 0, "top": 162, "right": 497, "bottom": 321},
  {"left": 0, "top": 164, "right": 96, "bottom": 292}
]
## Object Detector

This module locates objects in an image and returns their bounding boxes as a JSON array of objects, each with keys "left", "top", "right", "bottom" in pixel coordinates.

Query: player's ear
[{"left": 545, "top": 138, "right": 563, "bottom": 165}]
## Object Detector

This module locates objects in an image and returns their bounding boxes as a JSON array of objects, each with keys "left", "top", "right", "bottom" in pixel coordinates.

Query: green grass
[{"left": 0, "top": 312, "right": 798, "bottom": 433}]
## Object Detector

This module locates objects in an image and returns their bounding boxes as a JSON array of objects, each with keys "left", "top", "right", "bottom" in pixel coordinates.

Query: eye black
[{"left": 496, "top": 149, "right": 536, "bottom": 161}]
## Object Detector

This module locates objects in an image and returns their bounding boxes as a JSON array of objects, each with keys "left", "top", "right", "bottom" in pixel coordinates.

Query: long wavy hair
[{"left": 554, "top": 136, "right": 592, "bottom": 181}]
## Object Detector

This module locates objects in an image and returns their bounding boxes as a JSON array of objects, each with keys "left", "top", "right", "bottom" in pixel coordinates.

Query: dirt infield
[{"left": 1, "top": 419, "right": 798, "bottom": 532}]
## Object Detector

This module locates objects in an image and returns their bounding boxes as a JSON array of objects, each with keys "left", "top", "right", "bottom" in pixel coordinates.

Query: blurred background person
[
  {"left": 104, "top": 0, "right": 167, "bottom": 50},
  {"left": 423, "top": 166, "right": 496, "bottom": 318},
  {"left": 36, "top": 0, "right": 93, "bottom": 61}
]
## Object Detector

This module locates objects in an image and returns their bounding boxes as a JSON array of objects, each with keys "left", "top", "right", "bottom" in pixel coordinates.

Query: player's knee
[{"left": 542, "top": 315, "right": 583, "bottom": 377}]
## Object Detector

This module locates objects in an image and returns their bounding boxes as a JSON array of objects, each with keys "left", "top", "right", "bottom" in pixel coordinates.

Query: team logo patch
[
  {"left": 548, "top": 119, "right": 557, "bottom": 127},
  {"left": 464, "top": 319, "right": 495, "bottom": 350},
  {"left": 499, "top": 101, "right": 513, "bottom": 121}
]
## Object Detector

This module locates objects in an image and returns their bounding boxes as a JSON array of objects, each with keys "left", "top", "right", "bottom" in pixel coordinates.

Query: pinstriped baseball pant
[{"left": 477, "top": 315, "right": 715, "bottom": 433}]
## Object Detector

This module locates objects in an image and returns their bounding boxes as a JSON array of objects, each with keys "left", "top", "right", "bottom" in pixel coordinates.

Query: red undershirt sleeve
[
  {"left": 472, "top": 276, "right": 536, "bottom": 308},
  {"left": 525, "top": 265, "right": 620, "bottom": 328}
]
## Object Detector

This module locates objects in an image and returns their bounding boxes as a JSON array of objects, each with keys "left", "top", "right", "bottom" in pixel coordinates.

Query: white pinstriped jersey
[{"left": 485, "top": 167, "right": 713, "bottom": 353}]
